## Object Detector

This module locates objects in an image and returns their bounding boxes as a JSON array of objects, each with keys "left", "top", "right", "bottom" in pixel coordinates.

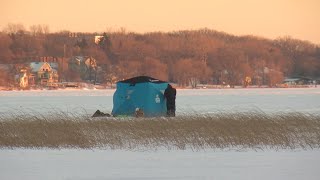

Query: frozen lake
[
  {"left": 0, "top": 88, "right": 320, "bottom": 115},
  {"left": 1, "top": 149, "right": 320, "bottom": 180},
  {"left": 1, "top": 88, "right": 320, "bottom": 180},
  {"left": 0, "top": 88, "right": 320, "bottom": 116}
]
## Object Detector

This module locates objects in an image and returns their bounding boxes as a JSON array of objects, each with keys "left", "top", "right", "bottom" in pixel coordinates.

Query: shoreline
[{"left": 0, "top": 85, "right": 318, "bottom": 91}]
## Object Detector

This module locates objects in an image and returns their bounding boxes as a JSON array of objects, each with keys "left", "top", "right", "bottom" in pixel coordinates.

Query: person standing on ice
[{"left": 164, "top": 84, "right": 176, "bottom": 117}]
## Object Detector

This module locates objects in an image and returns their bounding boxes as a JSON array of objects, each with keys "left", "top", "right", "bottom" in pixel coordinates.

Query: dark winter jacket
[{"left": 164, "top": 84, "right": 176, "bottom": 109}]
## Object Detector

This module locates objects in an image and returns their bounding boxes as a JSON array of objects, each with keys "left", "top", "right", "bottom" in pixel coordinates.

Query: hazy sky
[{"left": 1, "top": 0, "right": 319, "bottom": 44}]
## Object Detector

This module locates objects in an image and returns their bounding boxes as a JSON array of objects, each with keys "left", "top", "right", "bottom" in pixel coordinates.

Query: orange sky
[{"left": 1, "top": 0, "right": 319, "bottom": 44}]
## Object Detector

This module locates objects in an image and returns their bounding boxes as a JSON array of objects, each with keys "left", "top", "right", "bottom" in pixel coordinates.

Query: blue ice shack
[{"left": 112, "top": 76, "right": 169, "bottom": 117}]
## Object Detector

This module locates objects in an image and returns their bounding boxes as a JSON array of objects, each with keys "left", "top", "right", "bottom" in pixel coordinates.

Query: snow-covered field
[
  {"left": 1, "top": 88, "right": 320, "bottom": 180},
  {"left": 1, "top": 87, "right": 320, "bottom": 116}
]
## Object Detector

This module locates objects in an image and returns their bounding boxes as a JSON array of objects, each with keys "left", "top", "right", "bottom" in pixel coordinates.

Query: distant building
[
  {"left": 283, "top": 77, "right": 313, "bottom": 85},
  {"left": 68, "top": 56, "right": 97, "bottom": 82},
  {"left": 283, "top": 78, "right": 301, "bottom": 85},
  {"left": 29, "top": 62, "right": 59, "bottom": 86}
]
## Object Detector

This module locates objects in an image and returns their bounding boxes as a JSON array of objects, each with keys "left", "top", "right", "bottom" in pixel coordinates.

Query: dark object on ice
[
  {"left": 164, "top": 84, "right": 176, "bottom": 117},
  {"left": 135, "top": 108, "right": 144, "bottom": 118},
  {"left": 92, "top": 110, "right": 111, "bottom": 117}
]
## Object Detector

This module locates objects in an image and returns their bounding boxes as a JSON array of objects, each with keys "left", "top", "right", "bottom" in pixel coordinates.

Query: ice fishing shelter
[{"left": 112, "top": 76, "right": 168, "bottom": 117}]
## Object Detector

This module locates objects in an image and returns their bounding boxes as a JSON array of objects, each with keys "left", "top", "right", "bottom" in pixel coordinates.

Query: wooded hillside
[{"left": 1, "top": 24, "right": 319, "bottom": 87}]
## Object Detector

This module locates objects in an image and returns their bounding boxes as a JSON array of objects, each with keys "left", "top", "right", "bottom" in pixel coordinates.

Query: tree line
[{"left": 1, "top": 23, "right": 319, "bottom": 87}]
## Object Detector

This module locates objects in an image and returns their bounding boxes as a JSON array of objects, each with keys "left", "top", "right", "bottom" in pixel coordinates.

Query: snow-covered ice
[
  {"left": 0, "top": 88, "right": 320, "bottom": 116},
  {"left": 1, "top": 88, "right": 320, "bottom": 180},
  {"left": 1, "top": 149, "right": 320, "bottom": 180}
]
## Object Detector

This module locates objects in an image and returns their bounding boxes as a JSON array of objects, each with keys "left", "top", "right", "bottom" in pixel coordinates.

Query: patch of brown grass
[{"left": 0, "top": 112, "right": 319, "bottom": 150}]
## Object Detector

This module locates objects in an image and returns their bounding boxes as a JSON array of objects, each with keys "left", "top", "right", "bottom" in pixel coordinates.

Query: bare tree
[
  {"left": 173, "top": 58, "right": 212, "bottom": 88},
  {"left": 29, "top": 24, "right": 49, "bottom": 36},
  {"left": 3, "top": 23, "right": 26, "bottom": 35},
  {"left": 140, "top": 57, "right": 168, "bottom": 81}
]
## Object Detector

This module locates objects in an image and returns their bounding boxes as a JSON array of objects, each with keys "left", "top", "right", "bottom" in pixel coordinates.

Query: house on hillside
[
  {"left": 29, "top": 62, "right": 59, "bottom": 87},
  {"left": 68, "top": 56, "right": 97, "bottom": 82},
  {"left": 37, "top": 56, "right": 68, "bottom": 81}
]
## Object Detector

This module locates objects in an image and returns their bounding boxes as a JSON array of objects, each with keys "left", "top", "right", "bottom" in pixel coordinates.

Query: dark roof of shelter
[{"left": 118, "top": 76, "right": 167, "bottom": 84}]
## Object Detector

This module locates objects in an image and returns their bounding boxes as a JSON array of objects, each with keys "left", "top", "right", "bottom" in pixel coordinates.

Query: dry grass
[{"left": 0, "top": 112, "right": 320, "bottom": 150}]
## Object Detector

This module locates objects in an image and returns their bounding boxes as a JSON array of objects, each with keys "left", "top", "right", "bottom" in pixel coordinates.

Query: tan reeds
[{"left": 0, "top": 112, "right": 319, "bottom": 150}]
